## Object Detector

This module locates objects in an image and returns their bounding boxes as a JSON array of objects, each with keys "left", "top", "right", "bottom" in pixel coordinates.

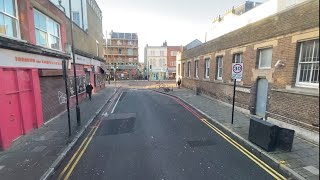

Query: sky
[{"left": 96, "top": 0, "right": 265, "bottom": 62}]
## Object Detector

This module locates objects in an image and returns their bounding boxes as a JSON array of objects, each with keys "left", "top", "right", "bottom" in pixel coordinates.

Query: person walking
[
  {"left": 177, "top": 78, "right": 181, "bottom": 89},
  {"left": 86, "top": 82, "right": 93, "bottom": 101}
]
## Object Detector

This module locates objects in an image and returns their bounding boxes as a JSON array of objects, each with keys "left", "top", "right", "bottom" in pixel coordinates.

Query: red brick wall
[{"left": 167, "top": 46, "right": 182, "bottom": 68}]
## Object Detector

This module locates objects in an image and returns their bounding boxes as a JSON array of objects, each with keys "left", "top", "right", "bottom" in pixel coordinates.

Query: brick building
[
  {"left": 0, "top": 0, "right": 105, "bottom": 150},
  {"left": 105, "top": 31, "right": 139, "bottom": 80},
  {"left": 167, "top": 45, "right": 183, "bottom": 79},
  {"left": 179, "top": 0, "right": 319, "bottom": 132}
]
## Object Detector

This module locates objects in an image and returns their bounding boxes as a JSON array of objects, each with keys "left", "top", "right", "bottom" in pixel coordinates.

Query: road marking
[
  {"left": 64, "top": 120, "right": 102, "bottom": 180},
  {"left": 155, "top": 91, "right": 286, "bottom": 180},
  {"left": 59, "top": 91, "right": 121, "bottom": 179},
  {"left": 58, "top": 125, "right": 96, "bottom": 180},
  {"left": 111, "top": 91, "right": 123, "bottom": 114}
]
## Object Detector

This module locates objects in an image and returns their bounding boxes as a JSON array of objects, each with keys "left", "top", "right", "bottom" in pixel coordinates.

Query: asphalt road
[{"left": 52, "top": 89, "right": 282, "bottom": 180}]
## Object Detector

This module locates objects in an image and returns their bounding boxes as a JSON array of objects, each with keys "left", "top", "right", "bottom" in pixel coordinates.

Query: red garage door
[{"left": 0, "top": 68, "right": 40, "bottom": 149}]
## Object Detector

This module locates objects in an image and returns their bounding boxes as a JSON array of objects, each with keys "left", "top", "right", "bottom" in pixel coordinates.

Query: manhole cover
[{"left": 187, "top": 139, "right": 216, "bottom": 148}]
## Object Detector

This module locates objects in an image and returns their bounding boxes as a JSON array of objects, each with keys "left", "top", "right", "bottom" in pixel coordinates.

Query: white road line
[
  {"left": 111, "top": 92, "right": 123, "bottom": 114},
  {"left": 0, "top": 166, "right": 4, "bottom": 171}
]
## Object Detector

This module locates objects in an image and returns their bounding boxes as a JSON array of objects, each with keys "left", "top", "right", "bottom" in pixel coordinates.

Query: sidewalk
[
  {"left": 155, "top": 87, "right": 319, "bottom": 180},
  {"left": 0, "top": 87, "right": 116, "bottom": 180}
]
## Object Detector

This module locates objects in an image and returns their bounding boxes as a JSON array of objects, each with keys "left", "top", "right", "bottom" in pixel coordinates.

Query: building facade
[
  {"left": 167, "top": 46, "right": 182, "bottom": 79},
  {"left": 105, "top": 31, "right": 139, "bottom": 80},
  {"left": 145, "top": 42, "right": 182, "bottom": 80},
  {"left": 179, "top": 0, "right": 319, "bottom": 132},
  {"left": 0, "top": 0, "right": 105, "bottom": 150},
  {"left": 206, "top": 0, "right": 309, "bottom": 41}
]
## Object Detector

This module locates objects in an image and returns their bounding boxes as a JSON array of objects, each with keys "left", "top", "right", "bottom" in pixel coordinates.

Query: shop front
[{"left": 0, "top": 48, "right": 66, "bottom": 150}]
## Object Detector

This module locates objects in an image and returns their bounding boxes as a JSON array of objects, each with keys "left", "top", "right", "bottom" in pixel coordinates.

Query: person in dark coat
[
  {"left": 177, "top": 78, "right": 182, "bottom": 88},
  {"left": 86, "top": 82, "right": 93, "bottom": 100}
]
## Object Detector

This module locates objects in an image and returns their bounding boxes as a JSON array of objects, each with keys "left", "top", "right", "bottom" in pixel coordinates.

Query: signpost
[{"left": 231, "top": 63, "right": 243, "bottom": 124}]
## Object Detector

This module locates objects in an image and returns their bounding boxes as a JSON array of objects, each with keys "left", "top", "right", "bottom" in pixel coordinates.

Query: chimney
[{"left": 163, "top": 41, "right": 167, "bottom": 47}]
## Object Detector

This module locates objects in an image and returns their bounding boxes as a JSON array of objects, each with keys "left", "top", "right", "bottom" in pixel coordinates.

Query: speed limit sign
[{"left": 232, "top": 63, "right": 243, "bottom": 80}]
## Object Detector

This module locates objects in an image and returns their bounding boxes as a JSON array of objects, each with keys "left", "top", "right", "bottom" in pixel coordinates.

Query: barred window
[
  {"left": 194, "top": 60, "right": 199, "bottom": 78},
  {"left": 187, "top": 61, "right": 191, "bottom": 77},
  {"left": 296, "top": 39, "right": 319, "bottom": 87},
  {"left": 216, "top": 56, "right": 223, "bottom": 80},
  {"left": 204, "top": 59, "right": 210, "bottom": 79}
]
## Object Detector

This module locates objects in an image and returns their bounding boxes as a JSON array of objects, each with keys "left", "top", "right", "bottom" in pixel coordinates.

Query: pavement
[
  {"left": 52, "top": 88, "right": 287, "bottom": 180},
  {"left": 154, "top": 87, "right": 319, "bottom": 180},
  {"left": 0, "top": 87, "right": 117, "bottom": 180}
]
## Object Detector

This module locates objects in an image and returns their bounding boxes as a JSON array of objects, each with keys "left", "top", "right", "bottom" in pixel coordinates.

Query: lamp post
[{"left": 69, "top": 0, "right": 81, "bottom": 126}]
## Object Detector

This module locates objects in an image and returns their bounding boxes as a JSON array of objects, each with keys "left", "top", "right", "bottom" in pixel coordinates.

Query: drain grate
[{"left": 187, "top": 139, "right": 216, "bottom": 148}]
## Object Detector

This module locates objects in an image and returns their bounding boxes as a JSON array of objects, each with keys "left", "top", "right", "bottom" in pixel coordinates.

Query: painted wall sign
[
  {"left": 236, "top": 87, "right": 251, "bottom": 93},
  {"left": 0, "top": 49, "right": 62, "bottom": 69},
  {"left": 74, "top": 54, "right": 91, "bottom": 65}
]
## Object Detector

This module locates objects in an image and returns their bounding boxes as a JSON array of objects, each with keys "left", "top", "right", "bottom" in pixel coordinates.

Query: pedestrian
[
  {"left": 177, "top": 78, "right": 181, "bottom": 89},
  {"left": 86, "top": 82, "right": 93, "bottom": 101}
]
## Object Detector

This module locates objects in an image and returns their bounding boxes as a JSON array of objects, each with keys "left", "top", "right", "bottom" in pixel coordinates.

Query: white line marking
[
  {"left": 111, "top": 92, "right": 123, "bottom": 114},
  {"left": 0, "top": 166, "right": 5, "bottom": 171}
]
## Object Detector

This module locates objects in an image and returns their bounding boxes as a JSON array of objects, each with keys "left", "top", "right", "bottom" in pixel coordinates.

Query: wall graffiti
[
  {"left": 68, "top": 76, "right": 86, "bottom": 97},
  {"left": 58, "top": 91, "right": 67, "bottom": 104}
]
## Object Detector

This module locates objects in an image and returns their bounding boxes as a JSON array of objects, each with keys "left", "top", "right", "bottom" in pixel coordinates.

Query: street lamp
[{"left": 69, "top": 0, "right": 81, "bottom": 126}]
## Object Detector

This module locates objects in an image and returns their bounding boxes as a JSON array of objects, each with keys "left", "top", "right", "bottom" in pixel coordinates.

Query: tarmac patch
[{"left": 98, "top": 113, "right": 136, "bottom": 136}]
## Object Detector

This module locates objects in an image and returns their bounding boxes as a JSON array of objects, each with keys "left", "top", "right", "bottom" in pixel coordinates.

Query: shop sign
[
  {"left": 74, "top": 54, "right": 91, "bottom": 65},
  {"left": 0, "top": 48, "right": 62, "bottom": 69}
]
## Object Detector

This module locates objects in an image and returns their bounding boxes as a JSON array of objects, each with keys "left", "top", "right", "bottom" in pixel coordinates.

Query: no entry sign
[{"left": 232, "top": 63, "right": 243, "bottom": 80}]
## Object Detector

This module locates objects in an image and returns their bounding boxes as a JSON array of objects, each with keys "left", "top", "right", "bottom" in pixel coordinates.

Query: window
[
  {"left": 216, "top": 56, "right": 223, "bottom": 80},
  {"left": 127, "top": 48, "right": 133, "bottom": 55},
  {"left": 160, "top": 51, "right": 164, "bottom": 56},
  {"left": 117, "top": 40, "right": 122, "bottom": 45},
  {"left": 118, "top": 48, "right": 122, "bottom": 54},
  {"left": 258, "top": 48, "right": 272, "bottom": 69},
  {"left": 195, "top": 60, "right": 199, "bottom": 78},
  {"left": 72, "top": 11, "right": 80, "bottom": 26},
  {"left": 171, "top": 51, "right": 177, "bottom": 56},
  {"left": 204, "top": 58, "right": 210, "bottom": 79},
  {"left": 182, "top": 63, "right": 185, "bottom": 77},
  {"left": 187, "top": 61, "right": 191, "bottom": 77},
  {"left": 0, "top": 0, "right": 19, "bottom": 38},
  {"left": 150, "top": 50, "right": 155, "bottom": 56},
  {"left": 296, "top": 39, "right": 319, "bottom": 87},
  {"left": 34, "top": 10, "right": 61, "bottom": 50},
  {"left": 96, "top": 41, "right": 99, "bottom": 56},
  {"left": 233, "top": 53, "right": 242, "bottom": 63}
]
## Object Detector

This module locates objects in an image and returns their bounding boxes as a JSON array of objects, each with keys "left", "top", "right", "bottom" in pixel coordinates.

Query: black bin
[
  {"left": 248, "top": 116, "right": 279, "bottom": 152},
  {"left": 277, "top": 128, "right": 295, "bottom": 152}
]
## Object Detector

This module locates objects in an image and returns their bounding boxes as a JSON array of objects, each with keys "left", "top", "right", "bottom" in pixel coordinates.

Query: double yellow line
[
  {"left": 58, "top": 120, "right": 101, "bottom": 180},
  {"left": 201, "top": 118, "right": 286, "bottom": 180}
]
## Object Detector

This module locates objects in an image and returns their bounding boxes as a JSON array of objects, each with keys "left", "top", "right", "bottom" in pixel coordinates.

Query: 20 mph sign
[{"left": 232, "top": 63, "right": 243, "bottom": 80}]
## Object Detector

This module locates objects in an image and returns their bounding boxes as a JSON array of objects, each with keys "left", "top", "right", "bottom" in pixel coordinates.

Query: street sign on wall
[{"left": 232, "top": 63, "right": 243, "bottom": 80}]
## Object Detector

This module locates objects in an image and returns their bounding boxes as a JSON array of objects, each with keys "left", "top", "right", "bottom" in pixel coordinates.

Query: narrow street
[{"left": 52, "top": 88, "right": 285, "bottom": 180}]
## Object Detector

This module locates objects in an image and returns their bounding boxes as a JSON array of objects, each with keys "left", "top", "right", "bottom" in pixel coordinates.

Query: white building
[
  {"left": 206, "top": 0, "right": 309, "bottom": 41},
  {"left": 144, "top": 45, "right": 167, "bottom": 80}
]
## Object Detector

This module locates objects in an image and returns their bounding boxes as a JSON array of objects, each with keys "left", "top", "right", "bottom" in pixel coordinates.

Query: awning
[{"left": 100, "top": 66, "right": 110, "bottom": 74}]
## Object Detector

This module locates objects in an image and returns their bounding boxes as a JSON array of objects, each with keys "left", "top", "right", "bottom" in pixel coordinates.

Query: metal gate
[{"left": 255, "top": 78, "right": 268, "bottom": 118}]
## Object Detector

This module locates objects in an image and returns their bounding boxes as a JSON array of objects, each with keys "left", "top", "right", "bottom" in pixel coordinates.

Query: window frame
[
  {"left": 295, "top": 39, "right": 319, "bottom": 88},
  {"left": 187, "top": 61, "right": 191, "bottom": 78},
  {"left": 258, "top": 47, "right": 273, "bottom": 69},
  {"left": 0, "top": 0, "right": 20, "bottom": 39},
  {"left": 72, "top": 11, "right": 80, "bottom": 26},
  {"left": 194, "top": 60, "right": 199, "bottom": 78},
  {"left": 182, "top": 62, "right": 185, "bottom": 77},
  {"left": 233, "top": 53, "right": 242, "bottom": 63},
  {"left": 34, "top": 9, "right": 61, "bottom": 50},
  {"left": 204, "top": 58, "right": 210, "bottom": 79},
  {"left": 216, "top": 56, "right": 223, "bottom": 80}
]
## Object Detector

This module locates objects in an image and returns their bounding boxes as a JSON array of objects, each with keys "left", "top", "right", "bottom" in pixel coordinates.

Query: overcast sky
[{"left": 96, "top": 0, "right": 265, "bottom": 62}]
